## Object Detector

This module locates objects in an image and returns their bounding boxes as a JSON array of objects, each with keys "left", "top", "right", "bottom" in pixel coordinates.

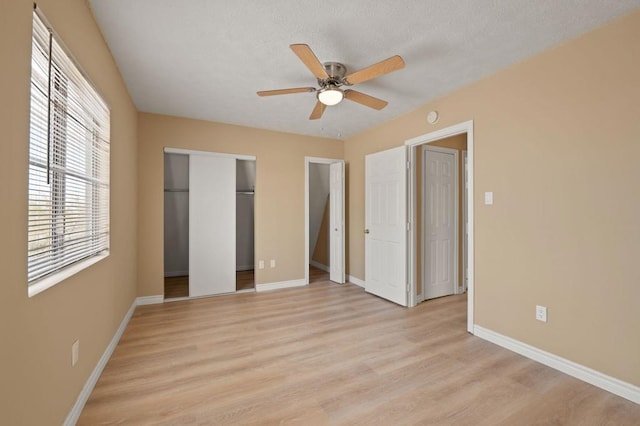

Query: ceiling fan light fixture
[{"left": 317, "top": 86, "right": 344, "bottom": 106}]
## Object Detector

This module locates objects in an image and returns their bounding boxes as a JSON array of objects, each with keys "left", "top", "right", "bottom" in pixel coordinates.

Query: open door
[
  {"left": 365, "top": 146, "right": 408, "bottom": 306},
  {"left": 189, "top": 155, "right": 236, "bottom": 297},
  {"left": 329, "top": 162, "right": 345, "bottom": 283}
]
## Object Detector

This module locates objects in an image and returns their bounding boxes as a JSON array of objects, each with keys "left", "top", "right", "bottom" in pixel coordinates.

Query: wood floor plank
[{"left": 79, "top": 282, "right": 640, "bottom": 425}]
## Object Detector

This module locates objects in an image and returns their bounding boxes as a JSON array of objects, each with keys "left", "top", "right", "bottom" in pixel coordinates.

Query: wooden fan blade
[
  {"left": 290, "top": 44, "right": 329, "bottom": 80},
  {"left": 344, "top": 89, "right": 388, "bottom": 110},
  {"left": 309, "top": 101, "right": 326, "bottom": 120},
  {"left": 344, "top": 55, "right": 405, "bottom": 85},
  {"left": 257, "top": 87, "right": 316, "bottom": 96}
]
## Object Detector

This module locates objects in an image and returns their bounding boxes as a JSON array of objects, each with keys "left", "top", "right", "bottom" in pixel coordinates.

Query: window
[{"left": 28, "top": 10, "right": 110, "bottom": 296}]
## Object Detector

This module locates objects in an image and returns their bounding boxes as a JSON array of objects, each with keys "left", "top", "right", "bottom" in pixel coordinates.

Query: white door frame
[
  {"left": 421, "top": 145, "right": 459, "bottom": 301},
  {"left": 304, "top": 157, "right": 345, "bottom": 285},
  {"left": 164, "top": 148, "right": 255, "bottom": 162},
  {"left": 463, "top": 151, "right": 468, "bottom": 293},
  {"left": 405, "top": 120, "right": 475, "bottom": 334}
]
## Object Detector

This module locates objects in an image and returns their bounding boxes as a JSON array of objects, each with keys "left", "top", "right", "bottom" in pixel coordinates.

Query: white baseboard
[
  {"left": 309, "top": 260, "right": 330, "bottom": 272},
  {"left": 256, "top": 279, "right": 306, "bottom": 292},
  {"left": 347, "top": 275, "right": 365, "bottom": 288},
  {"left": 474, "top": 325, "right": 640, "bottom": 404},
  {"left": 136, "top": 295, "right": 164, "bottom": 305},
  {"left": 64, "top": 299, "right": 137, "bottom": 426},
  {"left": 164, "top": 270, "right": 188, "bottom": 277}
]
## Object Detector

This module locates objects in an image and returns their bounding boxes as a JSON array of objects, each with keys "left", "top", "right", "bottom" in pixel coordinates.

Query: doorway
[
  {"left": 407, "top": 120, "right": 474, "bottom": 333},
  {"left": 163, "top": 148, "right": 257, "bottom": 300},
  {"left": 304, "top": 157, "right": 345, "bottom": 285},
  {"left": 235, "top": 159, "right": 256, "bottom": 291}
]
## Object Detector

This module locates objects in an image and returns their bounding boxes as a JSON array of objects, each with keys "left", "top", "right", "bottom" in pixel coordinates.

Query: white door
[
  {"left": 423, "top": 148, "right": 456, "bottom": 300},
  {"left": 329, "top": 162, "right": 345, "bottom": 283},
  {"left": 189, "top": 155, "right": 236, "bottom": 297},
  {"left": 365, "top": 146, "right": 407, "bottom": 306}
]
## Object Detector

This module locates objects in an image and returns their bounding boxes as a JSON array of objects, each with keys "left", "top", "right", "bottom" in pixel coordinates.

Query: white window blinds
[{"left": 28, "top": 11, "right": 110, "bottom": 287}]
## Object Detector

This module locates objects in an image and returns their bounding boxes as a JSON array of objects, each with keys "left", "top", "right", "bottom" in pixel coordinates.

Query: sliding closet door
[{"left": 189, "top": 155, "right": 236, "bottom": 297}]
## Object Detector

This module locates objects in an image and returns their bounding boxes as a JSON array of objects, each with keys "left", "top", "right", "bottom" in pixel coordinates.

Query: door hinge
[
  {"left": 406, "top": 161, "right": 411, "bottom": 170},
  {"left": 407, "top": 222, "right": 411, "bottom": 231}
]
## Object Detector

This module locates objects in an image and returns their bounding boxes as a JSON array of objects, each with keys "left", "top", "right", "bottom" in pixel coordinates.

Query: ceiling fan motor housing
[{"left": 319, "top": 62, "right": 348, "bottom": 87}]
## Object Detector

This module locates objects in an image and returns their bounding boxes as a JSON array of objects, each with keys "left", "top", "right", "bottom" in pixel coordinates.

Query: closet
[
  {"left": 164, "top": 150, "right": 256, "bottom": 299},
  {"left": 308, "top": 163, "right": 331, "bottom": 283},
  {"left": 235, "top": 160, "right": 255, "bottom": 291}
]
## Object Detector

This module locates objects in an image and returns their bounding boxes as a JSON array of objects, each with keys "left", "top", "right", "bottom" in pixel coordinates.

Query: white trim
[
  {"left": 310, "top": 260, "right": 330, "bottom": 272},
  {"left": 29, "top": 254, "right": 109, "bottom": 298},
  {"left": 407, "top": 148, "right": 417, "bottom": 307},
  {"left": 421, "top": 146, "right": 459, "bottom": 300},
  {"left": 304, "top": 156, "right": 345, "bottom": 285},
  {"left": 64, "top": 299, "right": 136, "bottom": 426},
  {"left": 405, "top": 121, "right": 472, "bottom": 146},
  {"left": 164, "top": 270, "right": 188, "bottom": 278},
  {"left": 136, "top": 295, "right": 164, "bottom": 306},
  {"left": 347, "top": 275, "right": 365, "bottom": 288},
  {"left": 405, "top": 120, "right": 475, "bottom": 333},
  {"left": 474, "top": 326, "right": 640, "bottom": 404},
  {"left": 256, "top": 279, "right": 306, "bottom": 292},
  {"left": 163, "top": 147, "right": 255, "bottom": 161},
  {"left": 462, "top": 151, "right": 468, "bottom": 293}
]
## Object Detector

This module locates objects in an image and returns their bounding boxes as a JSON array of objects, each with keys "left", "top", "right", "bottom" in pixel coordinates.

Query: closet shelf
[{"left": 236, "top": 190, "right": 255, "bottom": 195}]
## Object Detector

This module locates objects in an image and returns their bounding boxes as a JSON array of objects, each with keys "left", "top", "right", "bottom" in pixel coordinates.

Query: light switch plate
[
  {"left": 484, "top": 192, "right": 494, "bottom": 205},
  {"left": 258, "top": 260, "right": 264, "bottom": 269}
]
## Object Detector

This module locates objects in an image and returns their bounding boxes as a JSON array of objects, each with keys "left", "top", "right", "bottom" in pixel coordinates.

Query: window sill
[{"left": 28, "top": 253, "right": 109, "bottom": 298}]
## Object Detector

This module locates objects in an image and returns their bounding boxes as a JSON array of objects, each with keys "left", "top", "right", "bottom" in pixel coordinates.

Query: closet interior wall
[
  {"left": 164, "top": 153, "right": 189, "bottom": 278},
  {"left": 236, "top": 160, "right": 256, "bottom": 274}
]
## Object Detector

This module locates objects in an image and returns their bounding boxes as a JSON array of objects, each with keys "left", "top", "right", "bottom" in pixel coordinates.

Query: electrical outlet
[
  {"left": 270, "top": 259, "right": 276, "bottom": 268},
  {"left": 258, "top": 260, "right": 264, "bottom": 269},
  {"left": 71, "top": 340, "right": 79, "bottom": 366},
  {"left": 535, "top": 305, "right": 547, "bottom": 322},
  {"left": 484, "top": 192, "right": 494, "bottom": 205}
]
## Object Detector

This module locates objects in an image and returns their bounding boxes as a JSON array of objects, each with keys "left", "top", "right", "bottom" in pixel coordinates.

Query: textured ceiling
[{"left": 89, "top": 0, "right": 640, "bottom": 139}]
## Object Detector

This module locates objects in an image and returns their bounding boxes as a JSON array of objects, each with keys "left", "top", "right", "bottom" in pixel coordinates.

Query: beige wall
[
  {"left": 0, "top": 1, "right": 138, "bottom": 424},
  {"left": 137, "top": 113, "right": 343, "bottom": 296},
  {"left": 345, "top": 10, "right": 640, "bottom": 386}
]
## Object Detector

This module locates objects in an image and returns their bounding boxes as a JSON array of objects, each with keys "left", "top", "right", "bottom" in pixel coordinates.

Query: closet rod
[{"left": 164, "top": 189, "right": 189, "bottom": 192}]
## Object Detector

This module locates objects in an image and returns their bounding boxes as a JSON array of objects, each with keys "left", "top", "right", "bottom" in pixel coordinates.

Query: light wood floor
[
  {"left": 309, "top": 264, "right": 329, "bottom": 283},
  {"left": 80, "top": 282, "right": 640, "bottom": 425},
  {"left": 164, "top": 275, "right": 189, "bottom": 298},
  {"left": 236, "top": 270, "right": 255, "bottom": 291}
]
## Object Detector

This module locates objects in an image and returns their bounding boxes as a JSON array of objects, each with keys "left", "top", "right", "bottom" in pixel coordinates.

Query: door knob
[{"left": 364, "top": 229, "right": 370, "bottom": 234}]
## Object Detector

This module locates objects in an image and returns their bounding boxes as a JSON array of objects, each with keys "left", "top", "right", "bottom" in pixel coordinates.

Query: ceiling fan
[{"left": 257, "top": 44, "right": 405, "bottom": 120}]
